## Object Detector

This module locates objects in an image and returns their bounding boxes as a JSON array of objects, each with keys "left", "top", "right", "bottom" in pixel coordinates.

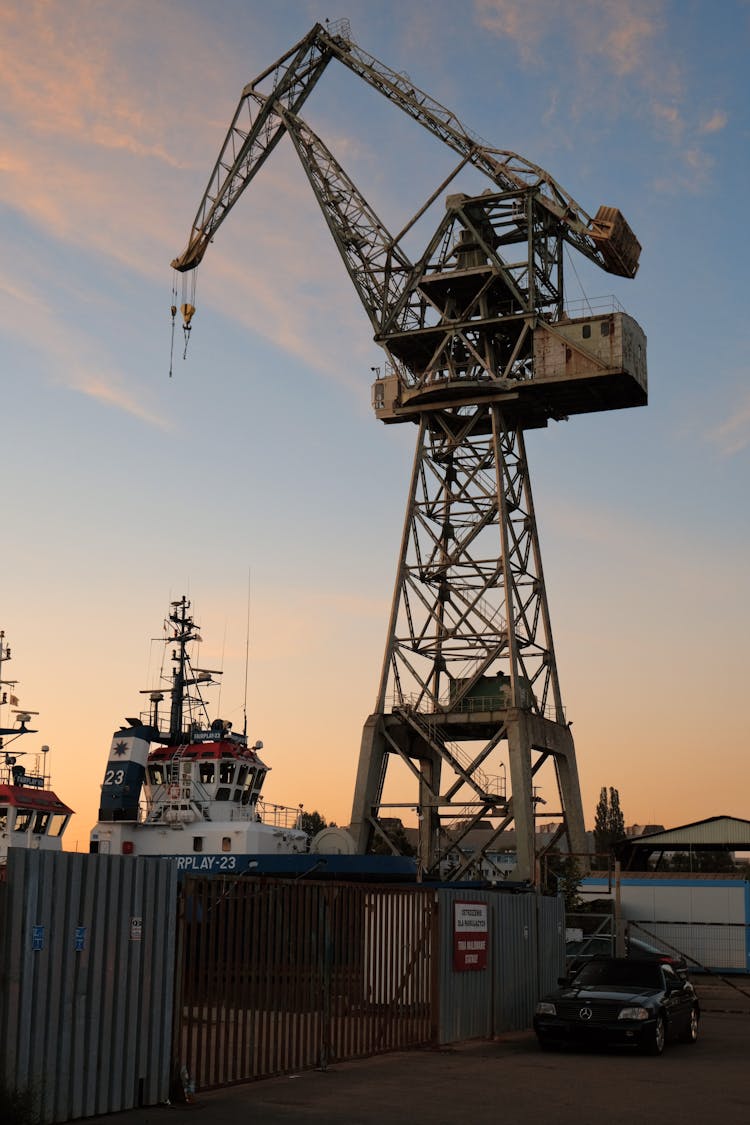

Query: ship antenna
[{"left": 243, "top": 569, "right": 251, "bottom": 739}]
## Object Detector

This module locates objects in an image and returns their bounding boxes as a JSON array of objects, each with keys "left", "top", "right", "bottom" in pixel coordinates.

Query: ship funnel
[{"left": 97, "top": 726, "right": 153, "bottom": 822}]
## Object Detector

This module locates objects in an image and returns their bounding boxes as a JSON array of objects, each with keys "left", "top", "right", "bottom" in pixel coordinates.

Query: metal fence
[
  {"left": 0, "top": 850, "right": 177, "bottom": 1124},
  {"left": 175, "top": 878, "right": 437, "bottom": 1088},
  {"left": 1, "top": 857, "right": 565, "bottom": 1117},
  {"left": 629, "top": 919, "right": 750, "bottom": 974}
]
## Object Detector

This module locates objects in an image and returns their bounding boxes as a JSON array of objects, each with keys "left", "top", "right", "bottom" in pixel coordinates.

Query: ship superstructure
[
  {"left": 0, "top": 629, "right": 73, "bottom": 860},
  {"left": 89, "top": 596, "right": 309, "bottom": 871}
]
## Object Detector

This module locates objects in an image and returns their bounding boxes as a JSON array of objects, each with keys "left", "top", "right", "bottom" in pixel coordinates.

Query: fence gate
[{"left": 174, "top": 878, "right": 437, "bottom": 1089}]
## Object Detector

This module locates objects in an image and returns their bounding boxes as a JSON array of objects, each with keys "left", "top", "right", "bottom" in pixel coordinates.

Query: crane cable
[
  {"left": 169, "top": 270, "right": 197, "bottom": 376},
  {"left": 169, "top": 273, "right": 178, "bottom": 377}
]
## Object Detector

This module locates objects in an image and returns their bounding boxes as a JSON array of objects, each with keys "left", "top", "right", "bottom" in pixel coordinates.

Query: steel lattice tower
[{"left": 171, "top": 21, "right": 646, "bottom": 882}]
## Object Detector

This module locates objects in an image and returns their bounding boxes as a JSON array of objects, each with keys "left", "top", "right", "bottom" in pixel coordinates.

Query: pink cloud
[
  {"left": 708, "top": 391, "right": 750, "bottom": 456},
  {"left": 700, "top": 109, "right": 728, "bottom": 134}
]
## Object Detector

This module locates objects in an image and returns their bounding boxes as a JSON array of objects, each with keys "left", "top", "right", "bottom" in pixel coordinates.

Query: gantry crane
[{"left": 171, "top": 19, "right": 647, "bottom": 882}]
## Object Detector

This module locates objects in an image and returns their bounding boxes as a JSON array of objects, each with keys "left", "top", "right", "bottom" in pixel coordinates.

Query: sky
[{"left": 1, "top": 0, "right": 748, "bottom": 852}]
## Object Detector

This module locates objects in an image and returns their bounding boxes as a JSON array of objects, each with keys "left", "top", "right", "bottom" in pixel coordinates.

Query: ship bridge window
[
  {"left": 33, "top": 811, "right": 51, "bottom": 835},
  {"left": 13, "top": 808, "right": 33, "bottom": 832},
  {"left": 0, "top": 807, "right": 7, "bottom": 832},
  {"left": 237, "top": 765, "right": 248, "bottom": 787},
  {"left": 193, "top": 836, "right": 203, "bottom": 853},
  {"left": 49, "top": 813, "right": 67, "bottom": 837},
  {"left": 241, "top": 768, "right": 257, "bottom": 805},
  {"left": 219, "top": 762, "right": 236, "bottom": 786},
  {"left": 216, "top": 788, "right": 230, "bottom": 802},
  {"left": 199, "top": 763, "right": 215, "bottom": 785},
  {"left": 582, "top": 323, "right": 591, "bottom": 339},
  {"left": 149, "top": 765, "right": 166, "bottom": 786},
  {"left": 222, "top": 836, "right": 231, "bottom": 852},
  {"left": 601, "top": 320, "right": 610, "bottom": 336}
]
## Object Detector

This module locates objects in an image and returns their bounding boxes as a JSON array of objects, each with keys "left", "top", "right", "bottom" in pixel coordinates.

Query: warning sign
[{"left": 453, "top": 901, "right": 488, "bottom": 971}]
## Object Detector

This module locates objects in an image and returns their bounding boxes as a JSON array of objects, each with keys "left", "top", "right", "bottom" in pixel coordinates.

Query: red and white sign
[{"left": 453, "top": 900, "right": 488, "bottom": 971}]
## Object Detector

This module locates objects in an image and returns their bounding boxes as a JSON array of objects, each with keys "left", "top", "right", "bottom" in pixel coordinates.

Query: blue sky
[{"left": 1, "top": 0, "right": 748, "bottom": 847}]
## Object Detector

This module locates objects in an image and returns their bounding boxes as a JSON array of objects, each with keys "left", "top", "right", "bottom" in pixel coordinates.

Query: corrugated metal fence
[
  {"left": 0, "top": 857, "right": 564, "bottom": 1119},
  {"left": 436, "top": 889, "right": 564, "bottom": 1043},
  {"left": 0, "top": 850, "right": 176, "bottom": 1123}
]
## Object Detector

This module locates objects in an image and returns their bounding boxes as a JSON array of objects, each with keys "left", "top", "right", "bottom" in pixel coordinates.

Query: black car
[
  {"left": 565, "top": 933, "right": 689, "bottom": 976},
  {"left": 534, "top": 957, "right": 699, "bottom": 1055}
]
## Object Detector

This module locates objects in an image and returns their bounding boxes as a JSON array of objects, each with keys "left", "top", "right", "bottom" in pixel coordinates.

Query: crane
[{"left": 171, "top": 19, "right": 647, "bottom": 883}]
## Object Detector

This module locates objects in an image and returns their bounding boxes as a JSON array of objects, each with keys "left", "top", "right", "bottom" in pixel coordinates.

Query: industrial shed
[
  {"left": 579, "top": 818, "right": 750, "bottom": 973},
  {"left": 615, "top": 816, "right": 750, "bottom": 872}
]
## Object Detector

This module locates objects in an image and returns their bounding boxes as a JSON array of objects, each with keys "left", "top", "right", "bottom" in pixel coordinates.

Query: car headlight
[
  {"left": 618, "top": 1006, "right": 650, "bottom": 1021},
  {"left": 535, "top": 1001, "right": 557, "bottom": 1015}
]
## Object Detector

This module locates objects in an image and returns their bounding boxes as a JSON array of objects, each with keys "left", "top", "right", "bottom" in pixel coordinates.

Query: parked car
[
  {"left": 534, "top": 957, "right": 699, "bottom": 1055},
  {"left": 566, "top": 933, "right": 688, "bottom": 976}
]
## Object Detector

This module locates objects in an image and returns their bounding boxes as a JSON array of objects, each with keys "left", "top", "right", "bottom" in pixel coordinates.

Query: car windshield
[{"left": 572, "top": 959, "right": 662, "bottom": 989}]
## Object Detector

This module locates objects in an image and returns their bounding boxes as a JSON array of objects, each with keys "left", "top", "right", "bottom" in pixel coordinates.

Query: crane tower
[{"left": 171, "top": 20, "right": 646, "bottom": 882}]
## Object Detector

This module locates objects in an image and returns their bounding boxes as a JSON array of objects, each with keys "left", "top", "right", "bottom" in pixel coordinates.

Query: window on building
[{"left": 582, "top": 324, "right": 591, "bottom": 339}]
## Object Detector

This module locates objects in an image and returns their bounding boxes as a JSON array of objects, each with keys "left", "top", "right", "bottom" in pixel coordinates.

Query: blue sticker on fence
[
  {"left": 75, "top": 926, "right": 87, "bottom": 951},
  {"left": 31, "top": 925, "right": 45, "bottom": 951}
]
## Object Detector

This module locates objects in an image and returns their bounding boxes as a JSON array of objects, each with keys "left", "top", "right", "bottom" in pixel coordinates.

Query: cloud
[
  {"left": 474, "top": 0, "right": 726, "bottom": 194},
  {"left": 707, "top": 390, "right": 750, "bottom": 456},
  {"left": 0, "top": 265, "right": 170, "bottom": 429},
  {"left": 475, "top": 0, "right": 663, "bottom": 73},
  {"left": 0, "top": 2, "right": 373, "bottom": 392},
  {"left": 700, "top": 109, "right": 728, "bottom": 134},
  {"left": 473, "top": 0, "right": 547, "bottom": 63},
  {"left": 68, "top": 370, "right": 172, "bottom": 428}
]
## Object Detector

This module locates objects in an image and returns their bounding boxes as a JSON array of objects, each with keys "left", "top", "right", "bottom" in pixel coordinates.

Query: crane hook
[{"left": 181, "top": 303, "right": 195, "bottom": 360}]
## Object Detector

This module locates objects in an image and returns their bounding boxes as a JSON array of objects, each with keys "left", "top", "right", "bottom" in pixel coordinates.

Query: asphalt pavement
[{"left": 84, "top": 977, "right": 750, "bottom": 1125}]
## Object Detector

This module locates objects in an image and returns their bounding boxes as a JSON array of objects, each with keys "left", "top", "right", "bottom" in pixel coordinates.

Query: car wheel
[
  {"left": 681, "top": 1006, "right": 699, "bottom": 1044},
  {"left": 642, "top": 1013, "right": 666, "bottom": 1055}
]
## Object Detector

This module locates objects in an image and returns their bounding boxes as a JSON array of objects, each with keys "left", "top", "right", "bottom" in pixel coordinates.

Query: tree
[
  {"left": 298, "top": 809, "right": 328, "bottom": 837},
  {"left": 543, "top": 853, "right": 583, "bottom": 911},
  {"left": 370, "top": 819, "right": 417, "bottom": 857},
  {"left": 593, "top": 786, "right": 627, "bottom": 857}
]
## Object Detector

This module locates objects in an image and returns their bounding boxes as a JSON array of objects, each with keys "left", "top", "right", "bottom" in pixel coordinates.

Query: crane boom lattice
[{"left": 171, "top": 22, "right": 647, "bottom": 882}]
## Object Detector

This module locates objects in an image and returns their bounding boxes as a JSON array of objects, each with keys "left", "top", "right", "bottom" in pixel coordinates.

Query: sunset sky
[{"left": 1, "top": 0, "right": 748, "bottom": 851}]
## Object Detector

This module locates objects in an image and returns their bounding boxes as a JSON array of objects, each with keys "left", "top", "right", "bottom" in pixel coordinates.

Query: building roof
[{"left": 621, "top": 816, "right": 750, "bottom": 848}]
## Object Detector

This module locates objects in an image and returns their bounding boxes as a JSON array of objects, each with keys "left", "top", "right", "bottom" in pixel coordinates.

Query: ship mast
[{"left": 167, "top": 596, "right": 199, "bottom": 744}]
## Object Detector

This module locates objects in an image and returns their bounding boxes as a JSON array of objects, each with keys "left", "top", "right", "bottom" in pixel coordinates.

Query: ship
[
  {"left": 89, "top": 596, "right": 317, "bottom": 871},
  {"left": 0, "top": 629, "right": 74, "bottom": 861}
]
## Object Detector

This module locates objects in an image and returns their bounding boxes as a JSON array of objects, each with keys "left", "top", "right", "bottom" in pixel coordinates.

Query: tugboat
[
  {"left": 89, "top": 596, "right": 310, "bottom": 871},
  {"left": 0, "top": 629, "right": 74, "bottom": 861}
]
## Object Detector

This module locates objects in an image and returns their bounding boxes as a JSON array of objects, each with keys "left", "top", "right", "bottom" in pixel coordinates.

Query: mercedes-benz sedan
[{"left": 534, "top": 957, "right": 699, "bottom": 1055}]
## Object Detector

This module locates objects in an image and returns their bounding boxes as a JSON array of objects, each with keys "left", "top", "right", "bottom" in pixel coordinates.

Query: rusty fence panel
[{"left": 174, "top": 878, "right": 436, "bottom": 1089}]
